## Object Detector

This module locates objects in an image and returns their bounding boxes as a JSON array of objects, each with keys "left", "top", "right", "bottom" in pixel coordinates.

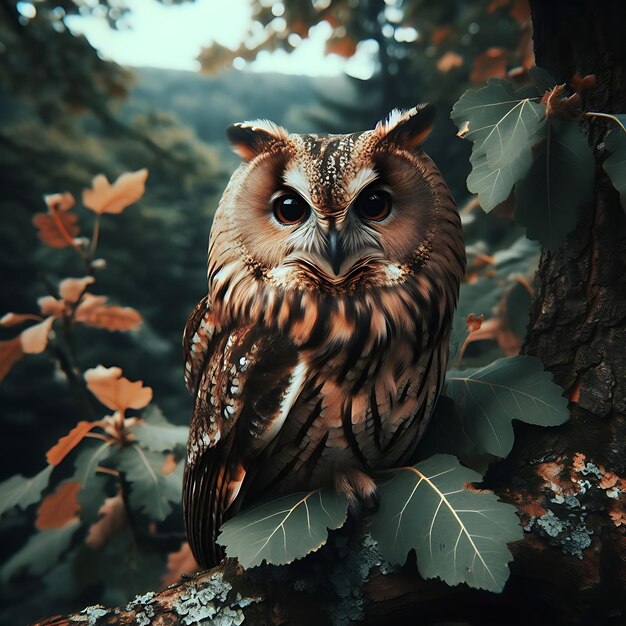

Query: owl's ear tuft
[
  {"left": 375, "top": 104, "right": 436, "bottom": 149},
  {"left": 226, "top": 119, "right": 289, "bottom": 161}
]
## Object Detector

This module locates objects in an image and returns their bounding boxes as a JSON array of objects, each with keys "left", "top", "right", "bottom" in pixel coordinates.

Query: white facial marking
[{"left": 283, "top": 165, "right": 314, "bottom": 206}]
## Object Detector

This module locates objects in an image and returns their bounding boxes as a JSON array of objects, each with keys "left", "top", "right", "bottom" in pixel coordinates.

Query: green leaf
[
  {"left": 445, "top": 355, "right": 569, "bottom": 458},
  {"left": 218, "top": 488, "right": 349, "bottom": 568},
  {"left": 116, "top": 445, "right": 182, "bottom": 521},
  {"left": 0, "top": 465, "right": 53, "bottom": 517},
  {"left": 1, "top": 519, "right": 79, "bottom": 583},
  {"left": 415, "top": 395, "right": 477, "bottom": 460},
  {"left": 515, "top": 120, "right": 595, "bottom": 250},
  {"left": 452, "top": 79, "right": 546, "bottom": 211},
  {"left": 74, "top": 441, "right": 114, "bottom": 522},
  {"left": 603, "top": 127, "right": 626, "bottom": 213},
  {"left": 130, "top": 405, "right": 188, "bottom": 452},
  {"left": 370, "top": 455, "right": 522, "bottom": 592}
]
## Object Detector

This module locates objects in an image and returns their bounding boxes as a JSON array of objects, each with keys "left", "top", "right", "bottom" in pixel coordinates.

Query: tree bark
[{"left": 30, "top": 2, "right": 626, "bottom": 625}]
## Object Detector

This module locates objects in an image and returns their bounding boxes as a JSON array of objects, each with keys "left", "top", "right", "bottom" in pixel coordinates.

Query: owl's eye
[
  {"left": 272, "top": 193, "right": 310, "bottom": 225},
  {"left": 355, "top": 189, "right": 392, "bottom": 221}
]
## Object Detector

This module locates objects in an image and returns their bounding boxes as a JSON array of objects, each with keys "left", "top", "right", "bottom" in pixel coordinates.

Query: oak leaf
[
  {"left": 36, "top": 481, "right": 81, "bottom": 530},
  {"left": 83, "top": 169, "right": 149, "bottom": 215},
  {"left": 47, "top": 421, "right": 103, "bottom": 466},
  {"left": 32, "top": 193, "right": 79, "bottom": 249},
  {"left": 38, "top": 296, "right": 65, "bottom": 317},
  {"left": 59, "top": 276, "right": 95, "bottom": 303},
  {"left": 75, "top": 295, "right": 142, "bottom": 331},
  {"left": 85, "top": 494, "right": 127, "bottom": 548},
  {"left": 44, "top": 193, "right": 75, "bottom": 213},
  {"left": 0, "top": 313, "right": 42, "bottom": 327},
  {"left": 19, "top": 316, "right": 54, "bottom": 354},
  {"left": 85, "top": 365, "right": 152, "bottom": 412}
]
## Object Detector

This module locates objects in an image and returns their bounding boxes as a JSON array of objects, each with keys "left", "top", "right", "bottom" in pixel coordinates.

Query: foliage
[
  {"left": 219, "top": 489, "right": 349, "bottom": 568},
  {"left": 0, "top": 173, "right": 195, "bottom": 618},
  {"left": 451, "top": 73, "right": 608, "bottom": 250},
  {"left": 370, "top": 455, "right": 522, "bottom": 593}
]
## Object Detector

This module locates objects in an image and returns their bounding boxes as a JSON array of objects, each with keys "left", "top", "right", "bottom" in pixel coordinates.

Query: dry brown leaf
[
  {"left": 470, "top": 48, "right": 508, "bottom": 83},
  {"left": 0, "top": 337, "right": 24, "bottom": 381},
  {"left": 47, "top": 421, "right": 103, "bottom": 466},
  {"left": 437, "top": 51, "right": 463, "bottom": 72},
  {"left": 161, "top": 542, "right": 200, "bottom": 587},
  {"left": 36, "top": 481, "right": 81, "bottom": 530},
  {"left": 76, "top": 295, "right": 142, "bottom": 331},
  {"left": 85, "top": 365, "right": 153, "bottom": 412},
  {"left": 59, "top": 276, "right": 95, "bottom": 303},
  {"left": 86, "top": 494, "right": 127, "bottom": 548},
  {"left": 82, "top": 169, "right": 149, "bottom": 215},
  {"left": 32, "top": 210, "right": 80, "bottom": 249},
  {"left": 540, "top": 84, "right": 581, "bottom": 119},
  {"left": 19, "top": 316, "right": 54, "bottom": 354}
]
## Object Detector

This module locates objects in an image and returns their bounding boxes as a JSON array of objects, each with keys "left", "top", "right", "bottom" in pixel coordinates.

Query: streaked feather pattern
[{"left": 183, "top": 105, "right": 465, "bottom": 568}]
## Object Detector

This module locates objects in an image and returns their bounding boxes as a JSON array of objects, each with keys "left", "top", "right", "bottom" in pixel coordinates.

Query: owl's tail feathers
[{"left": 183, "top": 434, "right": 244, "bottom": 569}]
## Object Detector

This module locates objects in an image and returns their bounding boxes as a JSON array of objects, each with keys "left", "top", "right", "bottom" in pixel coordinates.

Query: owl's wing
[{"left": 182, "top": 298, "right": 302, "bottom": 567}]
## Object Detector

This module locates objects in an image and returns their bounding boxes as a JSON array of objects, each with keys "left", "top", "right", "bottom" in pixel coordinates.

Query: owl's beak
[{"left": 326, "top": 227, "right": 345, "bottom": 276}]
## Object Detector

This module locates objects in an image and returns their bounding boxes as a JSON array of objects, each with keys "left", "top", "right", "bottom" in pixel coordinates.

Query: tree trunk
[{"left": 30, "top": 2, "right": 626, "bottom": 625}]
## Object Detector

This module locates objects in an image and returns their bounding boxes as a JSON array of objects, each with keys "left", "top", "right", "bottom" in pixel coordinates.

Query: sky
[{"left": 54, "top": 0, "right": 376, "bottom": 77}]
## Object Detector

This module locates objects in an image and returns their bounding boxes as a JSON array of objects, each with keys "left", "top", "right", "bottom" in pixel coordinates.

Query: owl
[{"left": 183, "top": 105, "right": 465, "bottom": 568}]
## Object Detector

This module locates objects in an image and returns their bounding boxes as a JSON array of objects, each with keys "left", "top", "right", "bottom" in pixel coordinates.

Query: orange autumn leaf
[
  {"left": 47, "top": 421, "right": 103, "bottom": 466},
  {"left": 59, "top": 276, "right": 95, "bottom": 303},
  {"left": 470, "top": 47, "right": 508, "bottom": 83},
  {"left": 85, "top": 365, "right": 152, "bottom": 412},
  {"left": 33, "top": 192, "right": 79, "bottom": 249},
  {"left": 36, "top": 481, "right": 81, "bottom": 530},
  {"left": 75, "top": 295, "right": 142, "bottom": 331},
  {"left": 0, "top": 337, "right": 24, "bottom": 381},
  {"left": 431, "top": 26, "right": 452, "bottom": 46},
  {"left": 83, "top": 169, "right": 149, "bottom": 215},
  {"left": 437, "top": 51, "right": 463, "bottom": 72},
  {"left": 20, "top": 316, "right": 54, "bottom": 354},
  {"left": 86, "top": 494, "right": 127, "bottom": 548},
  {"left": 0, "top": 312, "right": 43, "bottom": 327},
  {"left": 45, "top": 192, "right": 75, "bottom": 213},
  {"left": 161, "top": 542, "right": 200, "bottom": 587},
  {"left": 32, "top": 210, "right": 80, "bottom": 249},
  {"left": 326, "top": 36, "right": 357, "bottom": 58},
  {"left": 38, "top": 295, "right": 65, "bottom": 317}
]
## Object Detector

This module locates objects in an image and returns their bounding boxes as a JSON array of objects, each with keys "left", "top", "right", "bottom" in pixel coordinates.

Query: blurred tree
[{"left": 198, "top": 0, "right": 533, "bottom": 200}]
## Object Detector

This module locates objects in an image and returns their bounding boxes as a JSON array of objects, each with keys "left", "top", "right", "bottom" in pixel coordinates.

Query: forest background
[{"left": 0, "top": 0, "right": 578, "bottom": 623}]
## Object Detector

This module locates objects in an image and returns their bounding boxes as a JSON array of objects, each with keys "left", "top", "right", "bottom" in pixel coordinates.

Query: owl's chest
[{"left": 262, "top": 331, "right": 446, "bottom": 493}]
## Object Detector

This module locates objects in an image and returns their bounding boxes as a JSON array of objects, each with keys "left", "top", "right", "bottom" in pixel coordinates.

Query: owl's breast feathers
[{"left": 183, "top": 231, "right": 462, "bottom": 566}]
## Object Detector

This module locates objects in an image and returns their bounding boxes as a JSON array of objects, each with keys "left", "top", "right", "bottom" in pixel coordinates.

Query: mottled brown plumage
[{"left": 183, "top": 105, "right": 465, "bottom": 568}]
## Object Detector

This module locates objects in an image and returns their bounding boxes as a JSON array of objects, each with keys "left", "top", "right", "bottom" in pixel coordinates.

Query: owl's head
[{"left": 210, "top": 105, "right": 462, "bottom": 298}]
